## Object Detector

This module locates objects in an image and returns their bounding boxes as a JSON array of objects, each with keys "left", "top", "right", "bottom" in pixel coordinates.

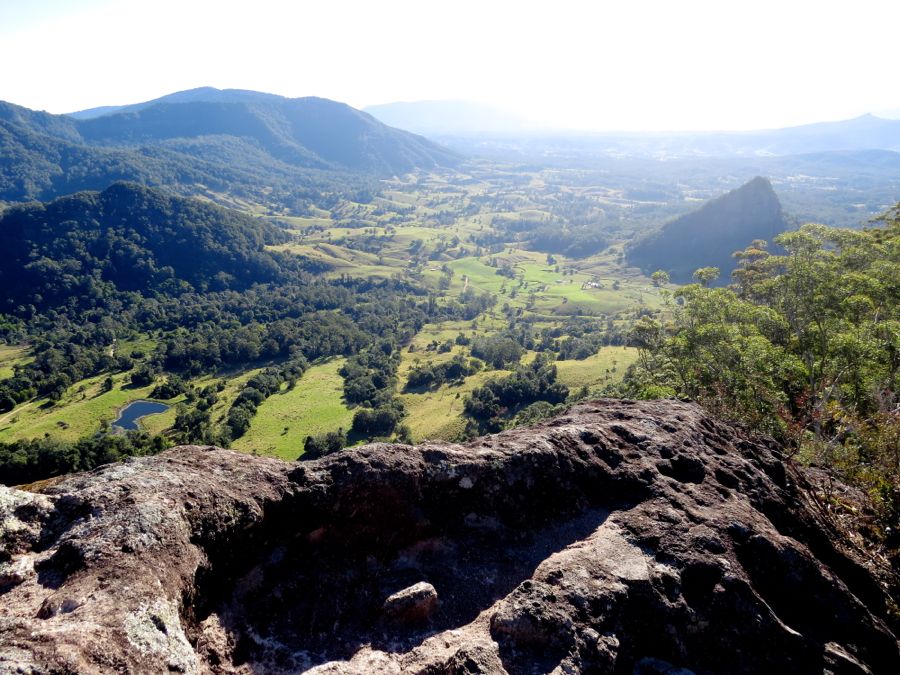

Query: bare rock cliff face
[{"left": 1, "top": 400, "right": 898, "bottom": 674}]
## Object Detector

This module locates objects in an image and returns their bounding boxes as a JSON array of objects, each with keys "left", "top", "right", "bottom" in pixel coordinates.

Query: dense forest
[{"left": 0, "top": 183, "right": 297, "bottom": 312}]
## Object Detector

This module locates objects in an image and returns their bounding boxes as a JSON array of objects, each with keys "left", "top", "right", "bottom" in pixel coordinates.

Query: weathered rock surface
[{"left": 1, "top": 400, "right": 898, "bottom": 674}]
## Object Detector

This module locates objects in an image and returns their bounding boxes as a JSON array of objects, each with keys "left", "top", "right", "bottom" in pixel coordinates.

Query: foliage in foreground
[{"left": 623, "top": 213, "right": 900, "bottom": 545}]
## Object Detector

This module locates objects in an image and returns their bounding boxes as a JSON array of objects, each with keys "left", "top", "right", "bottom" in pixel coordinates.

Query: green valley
[
  {"left": 0, "top": 164, "right": 666, "bottom": 481},
  {"left": 1, "top": 91, "right": 898, "bottom": 520}
]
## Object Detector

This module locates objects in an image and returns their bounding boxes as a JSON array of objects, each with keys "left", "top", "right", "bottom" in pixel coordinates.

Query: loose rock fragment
[{"left": 383, "top": 582, "right": 439, "bottom": 622}]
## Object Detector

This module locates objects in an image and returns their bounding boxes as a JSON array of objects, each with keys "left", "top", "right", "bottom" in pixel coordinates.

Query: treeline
[
  {"left": 225, "top": 357, "right": 309, "bottom": 441},
  {"left": 300, "top": 341, "right": 411, "bottom": 457},
  {"left": 491, "top": 216, "right": 610, "bottom": 258},
  {"left": 405, "top": 354, "right": 478, "bottom": 391},
  {"left": 0, "top": 432, "right": 168, "bottom": 486},
  {"left": 341, "top": 341, "right": 408, "bottom": 439},
  {"left": 0, "top": 275, "right": 433, "bottom": 406}
]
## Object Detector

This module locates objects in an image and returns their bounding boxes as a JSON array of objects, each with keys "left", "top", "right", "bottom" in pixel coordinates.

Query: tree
[
  {"left": 302, "top": 428, "right": 347, "bottom": 459},
  {"left": 130, "top": 365, "right": 155, "bottom": 387},
  {"left": 692, "top": 267, "right": 720, "bottom": 287},
  {"left": 0, "top": 394, "right": 15, "bottom": 413}
]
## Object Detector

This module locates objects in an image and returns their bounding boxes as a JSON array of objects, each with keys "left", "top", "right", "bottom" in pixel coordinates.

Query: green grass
[
  {"left": 442, "top": 247, "right": 664, "bottom": 318},
  {"left": 0, "top": 371, "right": 169, "bottom": 442},
  {"left": 555, "top": 346, "right": 638, "bottom": 389},
  {"left": 139, "top": 404, "right": 180, "bottom": 436},
  {"left": 395, "top": 340, "right": 638, "bottom": 443},
  {"left": 399, "top": 370, "right": 503, "bottom": 443},
  {"left": 270, "top": 241, "right": 402, "bottom": 278},
  {"left": 115, "top": 335, "right": 158, "bottom": 358},
  {"left": 202, "top": 368, "right": 263, "bottom": 427},
  {"left": 231, "top": 359, "right": 354, "bottom": 460},
  {"left": 0, "top": 344, "right": 31, "bottom": 380}
]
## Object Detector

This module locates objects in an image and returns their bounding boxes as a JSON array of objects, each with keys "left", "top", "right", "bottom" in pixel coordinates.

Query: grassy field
[
  {"left": 445, "top": 248, "right": 663, "bottom": 318},
  {"left": 399, "top": 370, "right": 503, "bottom": 443},
  {"left": 0, "top": 345, "right": 31, "bottom": 380},
  {"left": 231, "top": 359, "right": 354, "bottom": 460},
  {"left": 555, "top": 346, "right": 638, "bottom": 389},
  {"left": 0, "top": 371, "right": 172, "bottom": 442},
  {"left": 395, "top": 328, "right": 638, "bottom": 443}
]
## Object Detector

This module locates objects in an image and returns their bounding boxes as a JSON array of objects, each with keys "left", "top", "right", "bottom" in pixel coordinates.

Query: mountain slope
[
  {"left": 626, "top": 176, "right": 790, "bottom": 282},
  {"left": 73, "top": 92, "right": 459, "bottom": 173},
  {"left": 0, "top": 89, "right": 460, "bottom": 204},
  {"left": 66, "top": 86, "right": 290, "bottom": 120},
  {"left": 0, "top": 182, "right": 293, "bottom": 312}
]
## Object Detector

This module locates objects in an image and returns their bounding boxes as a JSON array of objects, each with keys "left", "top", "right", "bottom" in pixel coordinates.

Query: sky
[{"left": 1, "top": 0, "right": 898, "bottom": 131}]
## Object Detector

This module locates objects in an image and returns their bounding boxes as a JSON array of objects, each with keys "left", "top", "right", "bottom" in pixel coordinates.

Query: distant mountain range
[
  {"left": 678, "top": 114, "right": 900, "bottom": 157},
  {"left": 366, "top": 99, "right": 900, "bottom": 158},
  {"left": 0, "top": 88, "right": 459, "bottom": 204},
  {"left": 626, "top": 177, "right": 790, "bottom": 283}
]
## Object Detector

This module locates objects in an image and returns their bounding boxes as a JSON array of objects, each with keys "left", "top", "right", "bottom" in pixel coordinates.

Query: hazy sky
[{"left": 1, "top": 0, "right": 898, "bottom": 131}]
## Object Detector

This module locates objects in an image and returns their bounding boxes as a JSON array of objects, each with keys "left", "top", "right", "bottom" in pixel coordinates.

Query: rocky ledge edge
[{"left": 1, "top": 399, "right": 898, "bottom": 674}]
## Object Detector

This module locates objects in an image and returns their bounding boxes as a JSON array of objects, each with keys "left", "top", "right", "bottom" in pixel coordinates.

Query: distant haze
[
  {"left": 362, "top": 101, "right": 531, "bottom": 135},
  {"left": 1, "top": 0, "right": 898, "bottom": 132}
]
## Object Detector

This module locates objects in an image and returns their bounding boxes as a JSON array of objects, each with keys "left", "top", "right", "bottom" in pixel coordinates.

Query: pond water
[{"left": 112, "top": 400, "right": 170, "bottom": 431}]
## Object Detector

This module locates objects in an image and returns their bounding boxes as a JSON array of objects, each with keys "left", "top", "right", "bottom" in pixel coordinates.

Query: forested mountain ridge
[
  {"left": 66, "top": 86, "right": 287, "bottom": 119},
  {"left": 74, "top": 92, "right": 460, "bottom": 173},
  {"left": 0, "top": 182, "right": 295, "bottom": 313},
  {"left": 626, "top": 176, "right": 790, "bottom": 282},
  {"left": 0, "top": 89, "right": 460, "bottom": 204}
]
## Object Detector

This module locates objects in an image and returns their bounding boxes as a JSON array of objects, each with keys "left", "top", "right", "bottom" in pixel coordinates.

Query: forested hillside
[
  {"left": 0, "top": 182, "right": 295, "bottom": 313},
  {"left": 74, "top": 92, "right": 459, "bottom": 173}
]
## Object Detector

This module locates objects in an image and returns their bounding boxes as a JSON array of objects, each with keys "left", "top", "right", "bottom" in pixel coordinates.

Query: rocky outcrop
[
  {"left": 0, "top": 400, "right": 897, "bottom": 674},
  {"left": 626, "top": 177, "right": 789, "bottom": 283}
]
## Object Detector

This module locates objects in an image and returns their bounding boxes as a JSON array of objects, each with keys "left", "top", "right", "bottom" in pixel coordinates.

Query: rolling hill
[
  {"left": 0, "top": 182, "right": 295, "bottom": 312},
  {"left": 626, "top": 176, "right": 790, "bottom": 283}
]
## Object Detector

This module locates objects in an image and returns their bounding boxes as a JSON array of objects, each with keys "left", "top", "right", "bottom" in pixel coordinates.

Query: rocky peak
[
  {"left": 0, "top": 399, "right": 897, "bottom": 673},
  {"left": 626, "top": 177, "right": 789, "bottom": 283}
]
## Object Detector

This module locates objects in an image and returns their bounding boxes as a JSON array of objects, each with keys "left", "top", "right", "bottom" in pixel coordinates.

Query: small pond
[{"left": 112, "top": 400, "right": 170, "bottom": 431}]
